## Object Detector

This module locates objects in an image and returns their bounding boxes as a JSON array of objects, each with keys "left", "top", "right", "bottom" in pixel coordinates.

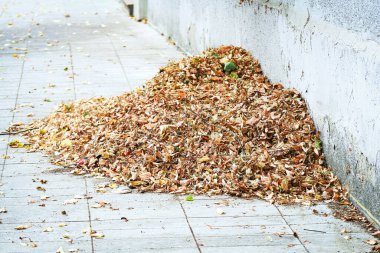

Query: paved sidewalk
[{"left": 0, "top": 0, "right": 377, "bottom": 252}]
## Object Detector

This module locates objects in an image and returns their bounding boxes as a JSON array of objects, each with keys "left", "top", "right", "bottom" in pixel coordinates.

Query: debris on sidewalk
[
  {"left": 15, "top": 225, "right": 31, "bottom": 230},
  {"left": 43, "top": 227, "right": 54, "bottom": 232},
  {"left": 89, "top": 230, "right": 105, "bottom": 239},
  {"left": 19, "top": 237, "right": 38, "bottom": 248},
  {"left": 13, "top": 45, "right": 347, "bottom": 204}
]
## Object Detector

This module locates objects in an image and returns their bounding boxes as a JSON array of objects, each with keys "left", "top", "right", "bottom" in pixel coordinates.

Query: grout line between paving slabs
[
  {"left": 91, "top": 0, "right": 132, "bottom": 90},
  {"left": 84, "top": 177, "right": 95, "bottom": 253},
  {"left": 274, "top": 205, "right": 310, "bottom": 253},
  {"left": 1, "top": 9, "right": 36, "bottom": 181},
  {"left": 45, "top": 16, "right": 88, "bottom": 252},
  {"left": 177, "top": 196, "right": 203, "bottom": 253},
  {"left": 0, "top": 148, "right": 7, "bottom": 184},
  {"left": 108, "top": 37, "right": 133, "bottom": 89},
  {"left": 0, "top": 52, "right": 26, "bottom": 182},
  {"left": 68, "top": 42, "right": 77, "bottom": 100}
]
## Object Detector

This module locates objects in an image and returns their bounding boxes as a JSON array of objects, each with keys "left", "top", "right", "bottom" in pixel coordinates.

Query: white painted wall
[{"left": 141, "top": 0, "right": 380, "bottom": 225}]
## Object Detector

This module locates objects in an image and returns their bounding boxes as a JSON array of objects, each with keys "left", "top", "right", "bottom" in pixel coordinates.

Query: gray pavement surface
[{"left": 0, "top": 0, "right": 377, "bottom": 252}]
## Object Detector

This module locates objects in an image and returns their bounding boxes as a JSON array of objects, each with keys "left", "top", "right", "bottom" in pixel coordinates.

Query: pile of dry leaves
[{"left": 17, "top": 46, "right": 347, "bottom": 204}]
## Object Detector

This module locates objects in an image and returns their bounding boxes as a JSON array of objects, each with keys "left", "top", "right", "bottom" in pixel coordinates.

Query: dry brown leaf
[
  {"left": 91, "top": 201, "right": 108, "bottom": 208},
  {"left": 36, "top": 186, "right": 46, "bottom": 192},
  {"left": 373, "top": 231, "right": 380, "bottom": 239},
  {"left": 365, "top": 239, "right": 378, "bottom": 245},
  {"left": 13, "top": 46, "right": 347, "bottom": 206}
]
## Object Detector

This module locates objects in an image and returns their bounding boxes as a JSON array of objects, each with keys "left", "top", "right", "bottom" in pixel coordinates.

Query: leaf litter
[{"left": 12, "top": 46, "right": 348, "bottom": 205}]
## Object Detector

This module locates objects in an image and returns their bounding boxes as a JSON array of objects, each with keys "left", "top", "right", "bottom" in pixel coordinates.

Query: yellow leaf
[
  {"left": 60, "top": 139, "right": 72, "bottom": 148},
  {"left": 8, "top": 140, "right": 24, "bottom": 148},
  {"left": 108, "top": 182, "right": 117, "bottom": 189},
  {"left": 15, "top": 225, "right": 31, "bottom": 230},
  {"left": 256, "top": 162, "right": 266, "bottom": 169},
  {"left": 129, "top": 181, "right": 144, "bottom": 186},
  {"left": 198, "top": 156, "right": 210, "bottom": 163},
  {"left": 90, "top": 231, "right": 105, "bottom": 239}
]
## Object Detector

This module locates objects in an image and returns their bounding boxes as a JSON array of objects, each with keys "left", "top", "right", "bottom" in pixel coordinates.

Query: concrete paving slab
[
  {"left": 0, "top": 240, "right": 92, "bottom": 253},
  {"left": 196, "top": 234, "right": 300, "bottom": 247},
  {"left": 201, "top": 245, "right": 307, "bottom": 253},
  {"left": 0, "top": 100, "right": 16, "bottom": 111},
  {"left": 93, "top": 237, "right": 197, "bottom": 252},
  {"left": 93, "top": 245, "right": 198, "bottom": 253},
  {"left": 290, "top": 222, "right": 370, "bottom": 234},
  {"left": 297, "top": 232, "right": 374, "bottom": 253},
  {"left": 0, "top": 173, "right": 86, "bottom": 190},
  {"left": 3, "top": 152, "right": 52, "bottom": 165},
  {"left": 180, "top": 198, "right": 280, "bottom": 218},
  {"left": 0, "top": 202, "right": 89, "bottom": 223},
  {"left": 188, "top": 216, "right": 286, "bottom": 228},
  {"left": 190, "top": 223, "right": 291, "bottom": 237},
  {"left": 91, "top": 222, "right": 192, "bottom": 239},
  {"left": 1, "top": 187, "right": 88, "bottom": 198},
  {"left": 0, "top": 221, "right": 91, "bottom": 242},
  {"left": 88, "top": 198, "right": 184, "bottom": 220},
  {"left": 1, "top": 163, "right": 62, "bottom": 177},
  {"left": 91, "top": 217, "right": 188, "bottom": 230},
  {"left": 276, "top": 203, "right": 334, "bottom": 216},
  {"left": 284, "top": 213, "right": 351, "bottom": 225}
]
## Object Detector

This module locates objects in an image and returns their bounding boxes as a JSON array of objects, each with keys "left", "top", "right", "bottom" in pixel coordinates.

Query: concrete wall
[
  {"left": 141, "top": 0, "right": 380, "bottom": 226},
  {"left": 133, "top": 0, "right": 147, "bottom": 20}
]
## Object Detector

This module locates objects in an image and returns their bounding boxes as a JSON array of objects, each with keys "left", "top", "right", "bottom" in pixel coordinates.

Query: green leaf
[
  {"left": 224, "top": 62, "right": 237, "bottom": 72},
  {"left": 63, "top": 67, "right": 69, "bottom": 71},
  {"left": 185, "top": 195, "right": 194, "bottom": 201},
  {"left": 64, "top": 103, "right": 74, "bottom": 112},
  {"left": 229, "top": 72, "right": 238, "bottom": 79},
  {"left": 212, "top": 52, "right": 221, "bottom": 59},
  {"left": 315, "top": 140, "right": 322, "bottom": 150}
]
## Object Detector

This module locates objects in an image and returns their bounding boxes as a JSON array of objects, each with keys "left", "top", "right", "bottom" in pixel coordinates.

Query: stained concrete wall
[{"left": 141, "top": 0, "right": 380, "bottom": 225}]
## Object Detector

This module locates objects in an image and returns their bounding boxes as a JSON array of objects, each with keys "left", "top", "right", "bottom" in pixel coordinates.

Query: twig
[
  {"left": 303, "top": 228, "right": 326, "bottom": 233},
  {"left": 0, "top": 128, "right": 37, "bottom": 136}
]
